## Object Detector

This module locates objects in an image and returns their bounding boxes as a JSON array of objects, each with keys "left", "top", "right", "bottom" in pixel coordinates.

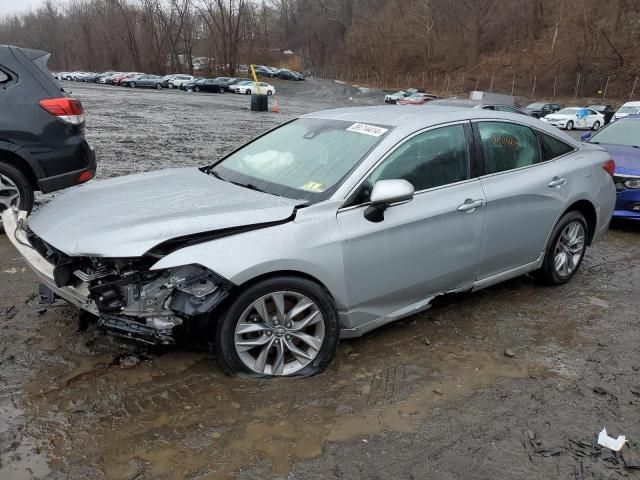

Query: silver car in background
[{"left": 3, "top": 106, "right": 616, "bottom": 378}]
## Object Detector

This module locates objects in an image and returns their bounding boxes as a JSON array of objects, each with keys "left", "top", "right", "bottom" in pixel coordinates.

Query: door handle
[
  {"left": 457, "top": 199, "right": 485, "bottom": 212},
  {"left": 548, "top": 177, "right": 566, "bottom": 188}
]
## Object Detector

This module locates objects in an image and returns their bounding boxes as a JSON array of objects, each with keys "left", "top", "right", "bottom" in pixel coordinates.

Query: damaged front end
[
  {"left": 78, "top": 259, "right": 232, "bottom": 345},
  {"left": 5, "top": 209, "right": 233, "bottom": 345}
]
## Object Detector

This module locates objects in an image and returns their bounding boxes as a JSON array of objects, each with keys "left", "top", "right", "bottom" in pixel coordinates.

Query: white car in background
[
  {"left": 228, "top": 80, "right": 252, "bottom": 93},
  {"left": 612, "top": 101, "right": 640, "bottom": 121},
  {"left": 540, "top": 107, "right": 604, "bottom": 131},
  {"left": 235, "top": 81, "right": 275, "bottom": 95},
  {"left": 168, "top": 74, "right": 194, "bottom": 89}
]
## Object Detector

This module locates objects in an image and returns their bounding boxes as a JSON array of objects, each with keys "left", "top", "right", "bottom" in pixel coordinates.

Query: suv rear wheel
[
  {"left": 214, "top": 276, "right": 339, "bottom": 378},
  {"left": 0, "top": 162, "right": 34, "bottom": 232}
]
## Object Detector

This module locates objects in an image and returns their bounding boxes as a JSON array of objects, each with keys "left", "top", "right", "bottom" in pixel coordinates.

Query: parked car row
[
  {"left": 54, "top": 71, "right": 277, "bottom": 95},
  {"left": 251, "top": 65, "right": 305, "bottom": 81}
]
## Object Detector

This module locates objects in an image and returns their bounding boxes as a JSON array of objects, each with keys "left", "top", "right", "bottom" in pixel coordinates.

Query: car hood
[
  {"left": 28, "top": 168, "right": 301, "bottom": 258},
  {"left": 600, "top": 144, "right": 640, "bottom": 176}
]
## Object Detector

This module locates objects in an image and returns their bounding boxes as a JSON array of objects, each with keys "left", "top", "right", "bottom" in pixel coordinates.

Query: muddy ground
[{"left": 1, "top": 79, "right": 640, "bottom": 480}]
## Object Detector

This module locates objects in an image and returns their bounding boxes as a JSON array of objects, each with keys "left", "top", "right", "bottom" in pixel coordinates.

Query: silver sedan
[{"left": 3, "top": 106, "right": 616, "bottom": 378}]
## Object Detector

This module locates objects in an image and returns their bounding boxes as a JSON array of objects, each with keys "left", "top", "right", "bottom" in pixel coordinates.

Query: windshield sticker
[
  {"left": 302, "top": 181, "right": 324, "bottom": 192},
  {"left": 347, "top": 123, "right": 389, "bottom": 137}
]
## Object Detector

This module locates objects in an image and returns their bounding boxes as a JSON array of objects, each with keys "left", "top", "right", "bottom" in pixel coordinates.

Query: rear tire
[
  {"left": 0, "top": 163, "right": 34, "bottom": 234},
  {"left": 592, "top": 121, "right": 601, "bottom": 131},
  {"left": 534, "top": 211, "right": 588, "bottom": 286},
  {"left": 214, "top": 276, "right": 339, "bottom": 378},
  {"left": 156, "top": 83, "right": 162, "bottom": 89}
]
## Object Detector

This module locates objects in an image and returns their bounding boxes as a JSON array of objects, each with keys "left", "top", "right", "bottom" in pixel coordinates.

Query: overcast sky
[{"left": 0, "top": 0, "right": 45, "bottom": 17}]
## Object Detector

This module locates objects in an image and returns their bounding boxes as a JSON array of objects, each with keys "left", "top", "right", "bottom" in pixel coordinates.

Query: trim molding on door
[{"left": 471, "top": 252, "right": 544, "bottom": 291}]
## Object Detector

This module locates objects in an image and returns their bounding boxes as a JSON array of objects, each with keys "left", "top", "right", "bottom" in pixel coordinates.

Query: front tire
[
  {"left": 0, "top": 163, "right": 34, "bottom": 233},
  {"left": 566, "top": 120, "right": 574, "bottom": 130},
  {"left": 130, "top": 82, "right": 136, "bottom": 88},
  {"left": 535, "top": 211, "right": 588, "bottom": 286},
  {"left": 214, "top": 276, "right": 339, "bottom": 378}
]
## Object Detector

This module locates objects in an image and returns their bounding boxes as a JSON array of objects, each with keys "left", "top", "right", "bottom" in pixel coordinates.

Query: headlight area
[{"left": 57, "top": 256, "right": 233, "bottom": 345}]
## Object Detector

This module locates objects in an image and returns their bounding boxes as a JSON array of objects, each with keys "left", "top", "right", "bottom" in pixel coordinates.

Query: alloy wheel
[
  {"left": 0, "top": 173, "right": 20, "bottom": 213},
  {"left": 234, "top": 291, "right": 325, "bottom": 376},
  {"left": 553, "top": 221, "right": 585, "bottom": 277}
]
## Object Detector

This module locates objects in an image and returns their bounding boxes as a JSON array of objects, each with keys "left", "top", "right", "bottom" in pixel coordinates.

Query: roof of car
[
  {"left": 621, "top": 101, "right": 640, "bottom": 107},
  {"left": 303, "top": 105, "right": 580, "bottom": 145},
  {"left": 305, "top": 105, "right": 519, "bottom": 127}
]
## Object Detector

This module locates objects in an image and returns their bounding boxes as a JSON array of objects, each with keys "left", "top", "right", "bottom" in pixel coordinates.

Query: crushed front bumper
[{"left": 1, "top": 208, "right": 98, "bottom": 314}]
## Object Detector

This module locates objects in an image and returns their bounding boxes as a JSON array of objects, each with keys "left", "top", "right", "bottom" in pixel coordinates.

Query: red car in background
[
  {"left": 112, "top": 72, "right": 142, "bottom": 86},
  {"left": 397, "top": 92, "right": 438, "bottom": 105}
]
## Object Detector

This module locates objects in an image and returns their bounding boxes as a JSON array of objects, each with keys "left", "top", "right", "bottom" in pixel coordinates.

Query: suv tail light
[
  {"left": 39, "top": 98, "right": 85, "bottom": 125},
  {"left": 603, "top": 159, "right": 616, "bottom": 177}
]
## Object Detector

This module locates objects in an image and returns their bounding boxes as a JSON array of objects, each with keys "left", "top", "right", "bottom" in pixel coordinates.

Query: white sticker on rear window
[{"left": 347, "top": 123, "right": 388, "bottom": 137}]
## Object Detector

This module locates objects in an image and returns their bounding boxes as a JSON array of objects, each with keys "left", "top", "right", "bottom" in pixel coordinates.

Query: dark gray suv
[{"left": 0, "top": 45, "right": 96, "bottom": 229}]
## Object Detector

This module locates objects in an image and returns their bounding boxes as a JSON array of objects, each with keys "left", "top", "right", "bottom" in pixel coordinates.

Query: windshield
[
  {"left": 526, "top": 103, "right": 545, "bottom": 109},
  {"left": 557, "top": 108, "right": 580, "bottom": 115},
  {"left": 618, "top": 106, "right": 640, "bottom": 114},
  {"left": 590, "top": 121, "right": 640, "bottom": 148},
  {"left": 210, "top": 118, "right": 391, "bottom": 202}
]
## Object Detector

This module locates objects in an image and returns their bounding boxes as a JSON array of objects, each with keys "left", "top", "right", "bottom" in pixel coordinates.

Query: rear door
[
  {"left": 473, "top": 120, "right": 572, "bottom": 280},
  {"left": 337, "top": 122, "right": 486, "bottom": 323}
]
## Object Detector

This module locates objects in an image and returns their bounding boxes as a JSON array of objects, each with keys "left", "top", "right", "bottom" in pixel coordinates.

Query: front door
[{"left": 337, "top": 122, "right": 486, "bottom": 326}]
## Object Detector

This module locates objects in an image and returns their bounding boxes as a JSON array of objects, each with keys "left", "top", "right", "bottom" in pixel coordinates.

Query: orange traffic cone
[{"left": 272, "top": 97, "right": 280, "bottom": 113}]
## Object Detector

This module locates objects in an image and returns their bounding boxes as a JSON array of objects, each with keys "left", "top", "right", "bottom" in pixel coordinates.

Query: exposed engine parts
[
  {"left": 42, "top": 248, "right": 232, "bottom": 344},
  {"left": 85, "top": 263, "right": 232, "bottom": 344},
  {"left": 25, "top": 228, "right": 234, "bottom": 345}
]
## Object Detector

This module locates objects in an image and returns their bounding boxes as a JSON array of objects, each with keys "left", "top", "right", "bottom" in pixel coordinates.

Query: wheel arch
[
  {"left": 0, "top": 148, "right": 39, "bottom": 191},
  {"left": 229, "top": 270, "right": 337, "bottom": 306},
  {"left": 562, "top": 199, "right": 597, "bottom": 245}
]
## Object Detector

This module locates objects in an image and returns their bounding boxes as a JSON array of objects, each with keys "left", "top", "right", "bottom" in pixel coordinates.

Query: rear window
[
  {"left": 31, "top": 52, "right": 63, "bottom": 91},
  {"left": 538, "top": 132, "right": 575, "bottom": 160}
]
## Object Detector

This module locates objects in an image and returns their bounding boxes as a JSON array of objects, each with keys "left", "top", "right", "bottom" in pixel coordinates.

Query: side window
[
  {"left": 0, "top": 68, "right": 9, "bottom": 84},
  {"left": 477, "top": 121, "right": 540, "bottom": 174},
  {"left": 538, "top": 132, "right": 575, "bottom": 161},
  {"left": 359, "top": 124, "right": 469, "bottom": 202}
]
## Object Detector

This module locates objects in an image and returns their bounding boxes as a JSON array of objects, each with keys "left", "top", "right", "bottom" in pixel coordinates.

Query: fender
[{"left": 0, "top": 140, "right": 46, "bottom": 181}]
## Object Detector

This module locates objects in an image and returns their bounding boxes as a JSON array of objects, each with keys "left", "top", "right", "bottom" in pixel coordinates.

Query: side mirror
[
  {"left": 364, "top": 179, "right": 415, "bottom": 223},
  {"left": 581, "top": 132, "right": 592, "bottom": 141}
]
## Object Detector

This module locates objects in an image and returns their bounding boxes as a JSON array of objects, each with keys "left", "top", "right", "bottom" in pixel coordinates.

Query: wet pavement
[{"left": 1, "top": 80, "right": 639, "bottom": 479}]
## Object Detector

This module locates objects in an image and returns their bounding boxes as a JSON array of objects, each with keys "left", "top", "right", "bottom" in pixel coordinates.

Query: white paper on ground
[{"left": 598, "top": 427, "right": 627, "bottom": 451}]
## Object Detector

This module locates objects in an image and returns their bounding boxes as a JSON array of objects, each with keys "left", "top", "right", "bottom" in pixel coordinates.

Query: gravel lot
[{"left": 1, "top": 80, "right": 640, "bottom": 480}]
